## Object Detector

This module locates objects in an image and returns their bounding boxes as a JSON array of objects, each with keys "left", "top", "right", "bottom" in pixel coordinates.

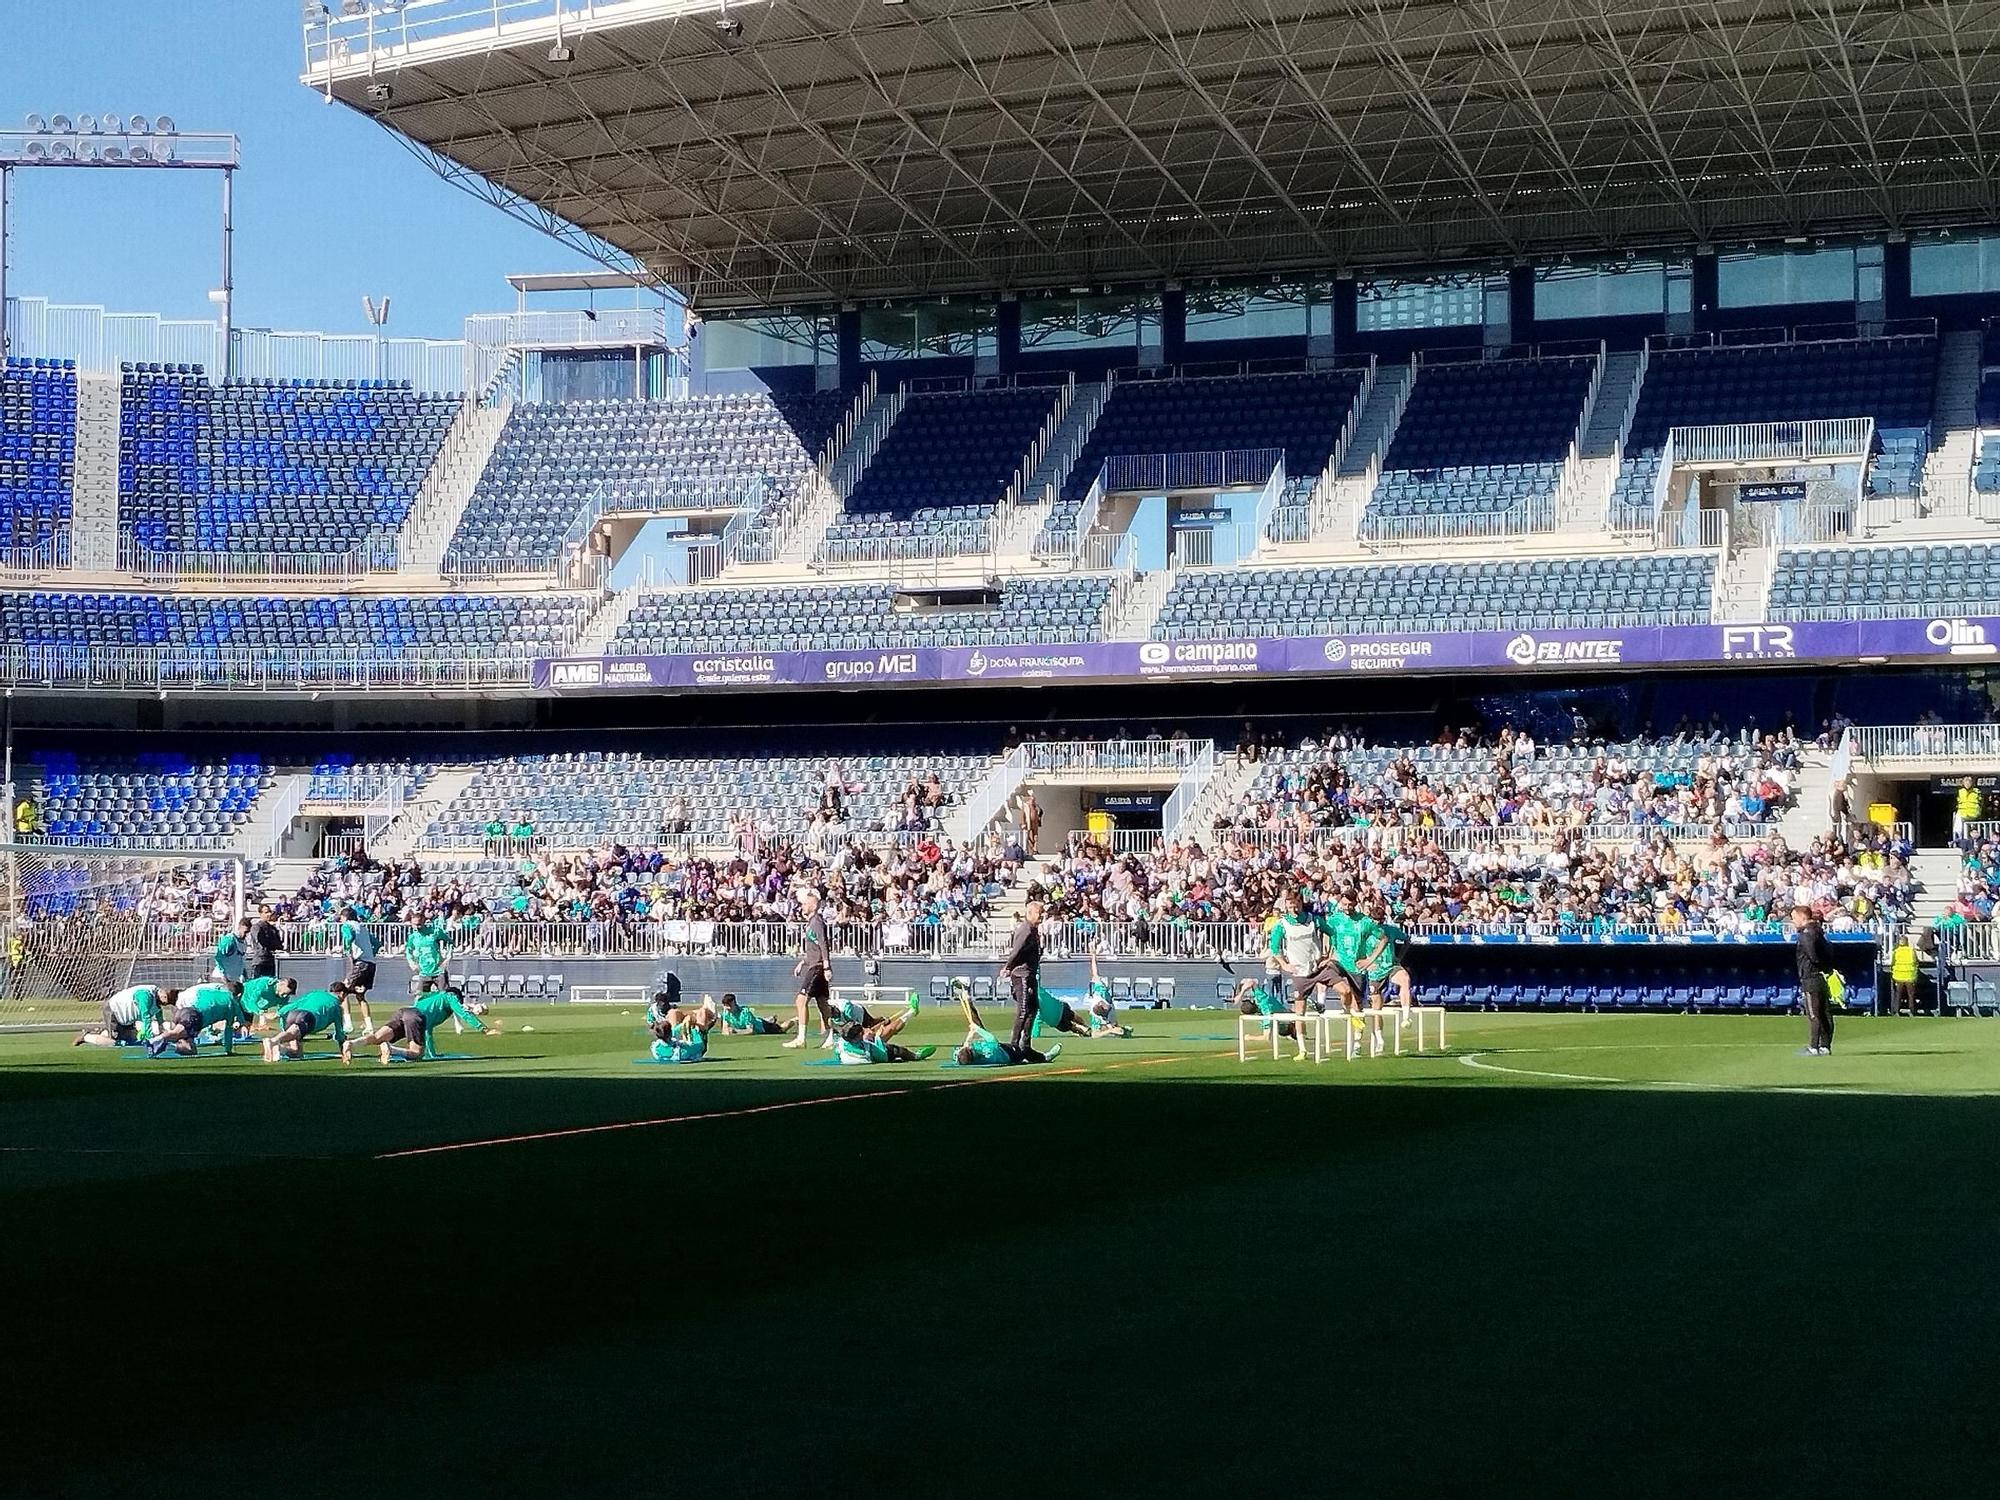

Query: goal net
[{"left": 0, "top": 843, "right": 247, "bottom": 1030}]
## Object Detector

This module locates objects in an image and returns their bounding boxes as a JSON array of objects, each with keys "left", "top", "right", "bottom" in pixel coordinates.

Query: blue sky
[{"left": 1, "top": 0, "right": 604, "bottom": 340}]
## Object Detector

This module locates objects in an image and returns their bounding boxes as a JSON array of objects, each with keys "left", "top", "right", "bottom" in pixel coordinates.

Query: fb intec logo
[
  {"left": 1505, "top": 633, "right": 1624, "bottom": 667},
  {"left": 550, "top": 660, "right": 603, "bottom": 687},
  {"left": 1926, "top": 618, "right": 1997, "bottom": 656},
  {"left": 1721, "top": 625, "right": 1796, "bottom": 660}
]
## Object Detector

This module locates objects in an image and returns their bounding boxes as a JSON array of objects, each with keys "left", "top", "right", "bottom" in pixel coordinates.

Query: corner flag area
[{"left": 4, "top": 1009, "right": 1996, "bottom": 1498}]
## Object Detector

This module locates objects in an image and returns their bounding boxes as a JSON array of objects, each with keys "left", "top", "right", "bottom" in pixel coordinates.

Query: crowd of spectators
[{"left": 1214, "top": 723, "right": 1801, "bottom": 838}]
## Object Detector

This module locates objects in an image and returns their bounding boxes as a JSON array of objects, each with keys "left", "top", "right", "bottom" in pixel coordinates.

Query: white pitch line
[{"left": 1456, "top": 1051, "right": 1906, "bottom": 1097}]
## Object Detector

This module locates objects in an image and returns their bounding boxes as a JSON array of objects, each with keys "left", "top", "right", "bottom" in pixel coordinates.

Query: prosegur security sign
[{"left": 532, "top": 614, "right": 2000, "bottom": 694}]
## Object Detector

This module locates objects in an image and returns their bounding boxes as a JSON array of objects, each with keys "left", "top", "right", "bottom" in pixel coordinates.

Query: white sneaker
[{"left": 781, "top": 1037, "right": 806, "bottom": 1049}]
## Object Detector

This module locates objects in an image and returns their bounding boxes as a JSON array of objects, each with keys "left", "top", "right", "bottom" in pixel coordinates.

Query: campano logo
[
  {"left": 1504, "top": 634, "right": 1539, "bottom": 666},
  {"left": 965, "top": 649, "right": 988, "bottom": 677},
  {"left": 1138, "top": 642, "right": 1171, "bottom": 666},
  {"left": 1323, "top": 638, "right": 1348, "bottom": 663}
]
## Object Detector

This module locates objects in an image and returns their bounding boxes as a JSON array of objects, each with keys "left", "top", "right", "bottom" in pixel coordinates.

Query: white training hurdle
[
  {"left": 569, "top": 985, "right": 651, "bottom": 1006},
  {"left": 1236, "top": 1004, "right": 1449, "bottom": 1063}
]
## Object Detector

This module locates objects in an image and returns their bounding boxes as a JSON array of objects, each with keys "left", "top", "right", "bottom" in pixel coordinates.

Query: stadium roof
[{"left": 307, "top": 0, "right": 2000, "bottom": 313}]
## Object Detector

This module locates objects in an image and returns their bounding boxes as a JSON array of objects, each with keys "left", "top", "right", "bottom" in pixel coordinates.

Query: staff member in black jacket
[
  {"left": 1000, "top": 889, "right": 1047, "bottom": 1053},
  {"left": 244, "top": 904, "right": 284, "bottom": 982},
  {"left": 1792, "top": 902, "right": 1835, "bottom": 1056}
]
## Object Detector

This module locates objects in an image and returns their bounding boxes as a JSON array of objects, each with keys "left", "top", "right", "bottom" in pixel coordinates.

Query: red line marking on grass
[
  {"left": 928, "top": 1065, "right": 1089, "bottom": 1092},
  {"left": 374, "top": 1086, "right": 908, "bottom": 1161},
  {"left": 1101, "top": 1054, "right": 1191, "bottom": 1070}
]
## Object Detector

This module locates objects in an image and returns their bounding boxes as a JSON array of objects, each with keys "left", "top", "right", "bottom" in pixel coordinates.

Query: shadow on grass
[{"left": 5, "top": 1071, "right": 1998, "bottom": 1499}]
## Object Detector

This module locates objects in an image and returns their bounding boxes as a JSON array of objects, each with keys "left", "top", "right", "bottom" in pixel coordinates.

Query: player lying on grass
[
  {"left": 342, "top": 981, "right": 499, "bottom": 1066},
  {"left": 1036, "top": 950, "right": 1132, "bottom": 1039},
  {"left": 74, "top": 983, "right": 177, "bottom": 1048},
  {"left": 146, "top": 979, "right": 250, "bottom": 1056},
  {"left": 712, "top": 992, "right": 795, "bottom": 1037},
  {"left": 240, "top": 975, "right": 297, "bottom": 1033},
  {"left": 1231, "top": 975, "right": 1316, "bottom": 1061},
  {"left": 953, "top": 1020, "right": 1060, "bottom": 1068},
  {"left": 262, "top": 983, "right": 351, "bottom": 1063},
  {"left": 645, "top": 978, "right": 717, "bottom": 1063},
  {"left": 830, "top": 990, "right": 931, "bottom": 1064},
  {"left": 951, "top": 982, "right": 1053, "bottom": 1065}
]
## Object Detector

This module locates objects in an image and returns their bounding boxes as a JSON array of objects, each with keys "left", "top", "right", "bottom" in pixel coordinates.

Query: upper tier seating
[
  {"left": 610, "top": 576, "right": 1116, "bottom": 655},
  {"left": 1365, "top": 357, "right": 1595, "bottom": 530},
  {"left": 118, "top": 366, "right": 455, "bottom": 557},
  {"left": 444, "top": 394, "right": 815, "bottom": 571},
  {"left": 824, "top": 387, "right": 1058, "bottom": 556},
  {"left": 1155, "top": 553, "right": 1715, "bottom": 638},
  {"left": 1, "top": 359, "right": 76, "bottom": 559},
  {"left": 1973, "top": 435, "right": 2000, "bottom": 494},
  {"left": 1767, "top": 542, "right": 2000, "bottom": 619},
  {"left": 23, "top": 749, "right": 268, "bottom": 846},
  {"left": 768, "top": 387, "right": 854, "bottom": 463},
  {"left": 1609, "top": 337, "right": 1936, "bottom": 526},
  {"left": 1040, "top": 370, "right": 1364, "bottom": 552},
  {"left": 0, "top": 590, "right": 595, "bottom": 658}
]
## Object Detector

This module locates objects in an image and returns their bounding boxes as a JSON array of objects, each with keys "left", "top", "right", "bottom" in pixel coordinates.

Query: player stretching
[
  {"left": 1231, "top": 975, "right": 1314, "bottom": 1060},
  {"left": 338, "top": 907, "right": 380, "bottom": 1033},
  {"left": 262, "top": 983, "right": 351, "bottom": 1062},
  {"left": 240, "top": 974, "right": 298, "bottom": 1032},
  {"left": 1268, "top": 888, "right": 1351, "bottom": 1043},
  {"left": 1363, "top": 899, "right": 1414, "bottom": 1024},
  {"left": 146, "top": 980, "right": 247, "bottom": 1056},
  {"left": 343, "top": 983, "right": 498, "bottom": 1065},
  {"left": 403, "top": 915, "right": 453, "bottom": 1023},
  {"left": 714, "top": 992, "right": 795, "bottom": 1037},
  {"left": 830, "top": 990, "right": 931, "bottom": 1064},
  {"left": 953, "top": 1019, "right": 1061, "bottom": 1068},
  {"left": 647, "top": 988, "right": 716, "bottom": 1064},
  {"left": 1032, "top": 951, "right": 1131, "bottom": 1040},
  {"left": 74, "top": 983, "right": 176, "bottom": 1048}
]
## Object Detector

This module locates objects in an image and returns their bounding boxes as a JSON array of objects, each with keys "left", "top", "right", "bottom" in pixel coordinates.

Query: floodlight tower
[{"left": 0, "top": 116, "right": 242, "bottom": 373}]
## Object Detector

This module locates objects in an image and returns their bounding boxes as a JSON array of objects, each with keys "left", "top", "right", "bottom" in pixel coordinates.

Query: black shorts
[
  {"left": 246, "top": 959, "right": 277, "bottom": 981},
  {"left": 410, "top": 969, "right": 448, "bottom": 996},
  {"left": 1286, "top": 963, "right": 1342, "bottom": 1003},
  {"left": 798, "top": 971, "right": 830, "bottom": 1005},
  {"left": 172, "top": 1005, "right": 204, "bottom": 1037},
  {"left": 278, "top": 1007, "right": 320, "bottom": 1038},
  {"left": 100, "top": 1002, "right": 136, "bottom": 1043},
  {"left": 344, "top": 961, "right": 377, "bottom": 993},
  {"left": 385, "top": 1007, "right": 428, "bottom": 1050}
]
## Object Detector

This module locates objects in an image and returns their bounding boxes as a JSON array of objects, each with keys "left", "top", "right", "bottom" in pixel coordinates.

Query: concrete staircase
[
  {"left": 69, "top": 372, "right": 121, "bottom": 571},
  {"left": 1710, "top": 542, "right": 1771, "bottom": 622},
  {"left": 999, "top": 380, "right": 1108, "bottom": 556},
  {"left": 827, "top": 385, "right": 905, "bottom": 501},
  {"left": 569, "top": 585, "right": 649, "bottom": 657},
  {"left": 374, "top": 767, "right": 477, "bottom": 858},
  {"left": 1170, "top": 752, "right": 1261, "bottom": 842},
  {"left": 1921, "top": 329, "right": 1982, "bottom": 497},
  {"left": 1909, "top": 848, "right": 1964, "bottom": 924},
  {"left": 398, "top": 400, "right": 510, "bottom": 573},
  {"left": 1102, "top": 570, "right": 1174, "bottom": 641},
  {"left": 1566, "top": 350, "right": 1646, "bottom": 531},
  {"left": 1774, "top": 753, "right": 1833, "bottom": 847},
  {"left": 1335, "top": 359, "right": 1415, "bottom": 483}
]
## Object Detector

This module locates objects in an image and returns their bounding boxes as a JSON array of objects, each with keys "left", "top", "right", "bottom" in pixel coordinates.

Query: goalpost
[{"left": 0, "top": 843, "right": 247, "bottom": 1032}]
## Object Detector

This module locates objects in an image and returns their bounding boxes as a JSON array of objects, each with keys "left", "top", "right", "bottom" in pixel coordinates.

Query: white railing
[
  {"left": 833, "top": 385, "right": 907, "bottom": 500},
  {"left": 1966, "top": 821, "right": 2000, "bottom": 842},
  {"left": 1033, "top": 464, "right": 1110, "bottom": 561},
  {"left": 1651, "top": 506, "right": 1729, "bottom": 550},
  {"left": 305, "top": 772, "right": 407, "bottom": 804},
  {"left": 0, "top": 527, "right": 71, "bottom": 573},
  {"left": 1247, "top": 455, "right": 1287, "bottom": 549},
  {"left": 363, "top": 783, "right": 406, "bottom": 845},
  {"left": 304, "top": 0, "right": 689, "bottom": 73},
  {"left": 1843, "top": 724, "right": 2000, "bottom": 763},
  {"left": 1351, "top": 356, "right": 1418, "bottom": 539},
  {"left": 1157, "top": 605, "right": 1713, "bottom": 640},
  {"left": 1162, "top": 742, "right": 1218, "bottom": 840},
  {"left": 951, "top": 748, "right": 1032, "bottom": 844},
  {"left": 1671, "top": 418, "right": 1876, "bottom": 467},
  {"left": 0, "top": 646, "right": 540, "bottom": 693},
  {"left": 1603, "top": 343, "right": 1650, "bottom": 524},
  {"left": 257, "top": 778, "right": 308, "bottom": 861},
  {"left": 1301, "top": 358, "right": 1377, "bottom": 537},
  {"left": 1019, "top": 738, "right": 1212, "bottom": 776},
  {"left": 318, "top": 832, "right": 367, "bottom": 859},
  {"left": 1945, "top": 924, "right": 1999, "bottom": 964},
  {"left": 1205, "top": 819, "right": 1782, "bottom": 854},
  {"left": 814, "top": 517, "right": 999, "bottom": 570},
  {"left": 3, "top": 293, "right": 466, "bottom": 392},
  {"left": 117, "top": 532, "right": 397, "bottom": 582},
  {"left": 1359, "top": 497, "right": 1560, "bottom": 546},
  {"left": 1005, "top": 376, "right": 1074, "bottom": 507},
  {"left": 1033, "top": 380, "right": 1109, "bottom": 509},
  {"left": 819, "top": 371, "right": 877, "bottom": 475}
]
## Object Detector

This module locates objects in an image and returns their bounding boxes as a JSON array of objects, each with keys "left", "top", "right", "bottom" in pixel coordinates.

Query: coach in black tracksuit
[
  {"left": 1001, "top": 891, "right": 1046, "bottom": 1052},
  {"left": 1793, "top": 903, "right": 1836, "bottom": 1056}
]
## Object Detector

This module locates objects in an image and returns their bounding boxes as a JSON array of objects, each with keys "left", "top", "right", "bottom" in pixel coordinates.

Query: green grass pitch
[{"left": 3, "top": 1007, "right": 1997, "bottom": 1497}]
